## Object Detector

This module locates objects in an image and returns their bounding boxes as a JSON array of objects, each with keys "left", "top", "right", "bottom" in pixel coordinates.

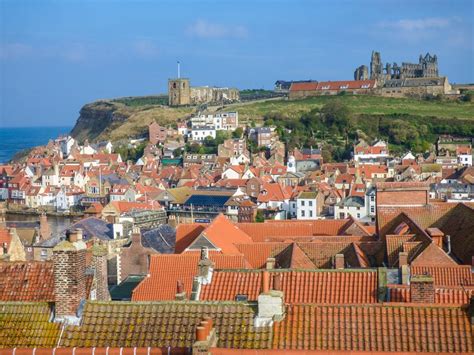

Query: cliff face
[
  {"left": 70, "top": 98, "right": 195, "bottom": 143},
  {"left": 70, "top": 101, "right": 131, "bottom": 143}
]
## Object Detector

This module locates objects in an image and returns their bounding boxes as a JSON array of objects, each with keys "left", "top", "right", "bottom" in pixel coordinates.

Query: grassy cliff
[{"left": 70, "top": 94, "right": 474, "bottom": 143}]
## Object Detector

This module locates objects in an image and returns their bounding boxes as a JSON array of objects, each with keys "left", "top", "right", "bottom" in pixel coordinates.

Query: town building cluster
[{"left": 0, "top": 114, "right": 473, "bottom": 352}]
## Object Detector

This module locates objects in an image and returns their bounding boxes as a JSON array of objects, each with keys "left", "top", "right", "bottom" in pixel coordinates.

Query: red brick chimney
[
  {"left": 410, "top": 274, "right": 435, "bottom": 303},
  {"left": 176, "top": 280, "right": 187, "bottom": 301},
  {"left": 425, "top": 228, "right": 444, "bottom": 248},
  {"left": 39, "top": 213, "right": 51, "bottom": 240},
  {"left": 91, "top": 243, "right": 110, "bottom": 301},
  {"left": 53, "top": 228, "right": 87, "bottom": 319},
  {"left": 261, "top": 270, "right": 270, "bottom": 294}
]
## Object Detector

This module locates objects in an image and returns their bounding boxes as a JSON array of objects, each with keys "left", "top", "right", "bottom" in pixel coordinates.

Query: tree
[
  {"left": 232, "top": 127, "right": 244, "bottom": 138},
  {"left": 255, "top": 210, "right": 265, "bottom": 223}
]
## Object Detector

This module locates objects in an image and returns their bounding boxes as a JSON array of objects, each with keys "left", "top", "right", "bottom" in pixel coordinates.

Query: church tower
[{"left": 168, "top": 61, "right": 190, "bottom": 106}]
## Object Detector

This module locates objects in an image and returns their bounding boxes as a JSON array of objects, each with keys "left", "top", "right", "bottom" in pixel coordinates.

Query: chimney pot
[
  {"left": 196, "top": 326, "right": 207, "bottom": 342},
  {"left": 261, "top": 271, "right": 270, "bottom": 294}
]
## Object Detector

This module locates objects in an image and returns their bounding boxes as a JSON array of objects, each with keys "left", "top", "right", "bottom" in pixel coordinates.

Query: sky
[{"left": 0, "top": 0, "right": 473, "bottom": 128}]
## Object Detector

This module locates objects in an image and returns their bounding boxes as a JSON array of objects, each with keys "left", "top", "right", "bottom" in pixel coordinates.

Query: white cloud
[
  {"left": 132, "top": 39, "right": 160, "bottom": 58},
  {"left": 187, "top": 19, "right": 248, "bottom": 39}
]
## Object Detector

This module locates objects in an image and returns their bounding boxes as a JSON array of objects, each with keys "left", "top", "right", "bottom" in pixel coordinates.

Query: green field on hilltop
[{"left": 221, "top": 95, "right": 474, "bottom": 123}]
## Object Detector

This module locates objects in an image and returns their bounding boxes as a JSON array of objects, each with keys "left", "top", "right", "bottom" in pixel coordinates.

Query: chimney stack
[
  {"left": 266, "top": 257, "right": 276, "bottom": 270},
  {"left": 53, "top": 228, "right": 87, "bottom": 320},
  {"left": 39, "top": 213, "right": 51, "bottom": 240},
  {"left": 334, "top": 254, "right": 344, "bottom": 269},
  {"left": 273, "top": 273, "right": 282, "bottom": 291},
  {"left": 425, "top": 228, "right": 444, "bottom": 248},
  {"left": 193, "top": 317, "right": 218, "bottom": 355},
  {"left": 91, "top": 243, "right": 111, "bottom": 301},
  {"left": 198, "top": 247, "right": 214, "bottom": 285},
  {"left": 410, "top": 274, "right": 435, "bottom": 303},
  {"left": 176, "top": 280, "right": 187, "bottom": 301},
  {"left": 255, "top": 270, "right": 285, "bottom": 327},
  {"left": 131, "top": 227, "right": 142, "bottom": 245}
]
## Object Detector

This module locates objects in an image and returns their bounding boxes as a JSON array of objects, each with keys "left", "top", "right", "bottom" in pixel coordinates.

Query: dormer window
[{"left": 340, "top": 85, "right": 349, "bottom": 89}]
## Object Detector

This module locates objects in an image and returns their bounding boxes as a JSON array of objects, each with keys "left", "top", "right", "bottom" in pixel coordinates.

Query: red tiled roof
[
  {"left": 289, "top": 82, "right": 319, "bottom": 92},
  {"left": 272, "top": 303, "right": 473, "bottom": 352},
  {"left": 109, "top": 201, "right": 161, "bottom": 213},
  {"left": 411, "top": 265, "right": 473, "bottom": 286},
  {"left": 131, "top": 253, "right": 248, "bottom": 301},
  {"left": 200, "top": 270, "right": 378, "bottom": 304},
  {"left": 388, "top": 284, "right": 474, "bottom": 304},
  {"left": 175, "top": 223, "right": 207, "bottom": 253},
  {"left": 0, "top": 228, "right": 11, "bottom": 248},
  {"left": 236, "top": 220, "right": 350, "bottom": 241},
  {"left": 0, "top": 262, "right": 55, "bottom": 301},
  {"left": 235, "top": 243, "right": 290, "bottom": 268},
  {"left": 410, "top": 243, "right": 457, "bottom": 267},
  {"left": 189, "top": 214, "right": 252, "bottom": 254},
  {"left": 316, "top": 80, "right": 376, "bottom": 91}
]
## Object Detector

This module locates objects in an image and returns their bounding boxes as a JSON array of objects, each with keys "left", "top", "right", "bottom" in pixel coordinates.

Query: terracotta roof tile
[
  {"left": 388, "top": 284, "right": 474, "bottom": 304},
  {"left": 200, "top": 270, "right": 378, "bottom": 304},
  {"left": 411, "top": 265, "right": 473, "bottom": 286},
  {"left": 132, "top": 254, "right": 248, "bottom": 301},
  {"left": 272, "top": 303, "right": 473, "bottom": 352},
  {"left": 0, "top": 302, "right": 60, "bottom": 347},
  {"left": 175, "top": 223, "right": 207, "bottom": 253},
  {"left": 60, "top": 301, "right": 271, "bottom": 349},
  {"left": 0, "top": 262, "right": 55, "bottom": 302}
]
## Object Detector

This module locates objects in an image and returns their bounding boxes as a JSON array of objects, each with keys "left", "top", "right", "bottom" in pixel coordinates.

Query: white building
[
  {"left": 296, "top": 192, "right": 319, "bottom": 220},
  {"left": 334, "top": 196, "right": 367, "bottom": 220},
  {"left": 190, "top": 112, "right": 238, "bottom": 131},
  {"left": 354, "top": 140, "right": 389, "bottom": 163},
  {"left": 191, "top": 126, "right": 216, "bottom": 141},
  {"left": 457, "top": 146, "right": 472, "bottom": 167},
  {"left": 364, "top": 186, "right": 376, "bottom": 222}
]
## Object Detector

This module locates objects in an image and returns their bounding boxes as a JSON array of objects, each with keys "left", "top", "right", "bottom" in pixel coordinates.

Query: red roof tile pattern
[
  {"left": 236, "top": 220, "right": 350, "bottom": 242},
  {"left": 0, "top": 262, "right": 55, "bottom": 301},
  {"left": 174, "top": 223, "right": 207, "bottom": 253},
  {"left": 60, "top": 301, "right": 272, "bottom": 349},
  {"left": 388, "top": 284, "right": 474, "bottom": 304},
  {"left": 235, "top": 243, "right": 290, "bottom": 268},
  {"left": 272, "top": 303, "right": 473, "bottom": 352},
  {"left": 132, "top": 254, "right": 248, "bottom": 301},
  {"left": 289, "top": 82, "right": 319, "bottom": 91},
  {"left": 411, "top": 266, "right": 473, "bottom": 286},
  {"left": 192, "top": 214, "right": 252, "bottom": 254},
  {"left": 0, "top": 302, "right": 61, "bottom": 347},
  {"left": 200, "top": 270, "right": 378, "bottom": 304},
  {"left": 410, "top": 243, "right": 458, "bottom": 267}
]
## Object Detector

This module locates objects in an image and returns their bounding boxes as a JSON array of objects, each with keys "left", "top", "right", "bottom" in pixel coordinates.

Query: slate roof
[
  {"left": 200, "top": 270, "right": 378, "bottom": 304},
  {"left": 109, "top": 275, "right": 146, "bottom": 301},
  {"left": 67, "top": 217, "right": 114, "bottom": 241},
  {"left": 60, "top": 301, "right": 272, "bottom": 349},
  {"left": 0, "top": 262, "right": 55, "bottom": 302},
  {"left": 141, "top": 224, "right": 176, "bottom": 253},
  {"left": 0, "top": 302, "right": 60, "bottom": 347},
  {"left": 272, "top": 303, "right": 473, "bottom": 352}
]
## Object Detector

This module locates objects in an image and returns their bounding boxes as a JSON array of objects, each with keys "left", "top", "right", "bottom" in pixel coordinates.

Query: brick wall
[
  {"left": 53, "top": 247, "right": 87, "bottom": 317},
  {"left": 410, "top": 275, "right": 435, "bottom": 303},
  {"left": 120, "top": 231, "right": 157, "bottom": 280}
]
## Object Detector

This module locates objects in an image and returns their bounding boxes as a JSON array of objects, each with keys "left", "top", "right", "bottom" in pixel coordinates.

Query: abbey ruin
[{"left": 354, "top": 51, "right": 456, "bottom": 97}]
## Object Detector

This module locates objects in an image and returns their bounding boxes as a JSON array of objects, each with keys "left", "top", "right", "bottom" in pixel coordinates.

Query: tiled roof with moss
[
  {"left": 0, "top": 302, "right": 61, "bottom": 348},
  {"left": 60, "top": 301, "right": 272, "bottom": 349}
]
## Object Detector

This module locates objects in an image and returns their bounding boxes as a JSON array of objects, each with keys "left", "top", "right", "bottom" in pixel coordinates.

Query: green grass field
[{"left": 221, "top": 95, "right": 474, "bottom": 123}]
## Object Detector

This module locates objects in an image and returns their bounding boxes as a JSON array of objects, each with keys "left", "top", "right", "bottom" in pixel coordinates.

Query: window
[
  {"left": 309, "top": 201, "right": 313, "bottom": 207},
  {"left": 309, "top": 211, "right": 313, "bottom": 217},
  {"left": 357, "top": 213, "right": 360, "bottom": 218},
  {"left": 301, "top": 200, "right": 305, "bottom": 206},
  {"left": 370, "top": 196, "right": 375, "bottom": 202},
  {"left": 301, "top": 210, "right": 305, "bottom": 217}
]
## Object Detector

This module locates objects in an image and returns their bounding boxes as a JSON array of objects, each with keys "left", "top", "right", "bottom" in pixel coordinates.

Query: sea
[{"left": 0, "top": 126, "right": 71, "bottom": 163}]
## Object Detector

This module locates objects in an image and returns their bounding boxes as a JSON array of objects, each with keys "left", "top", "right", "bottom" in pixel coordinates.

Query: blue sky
[{"left": 0, "top": 0, "right": 472, "bottom": 127}]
